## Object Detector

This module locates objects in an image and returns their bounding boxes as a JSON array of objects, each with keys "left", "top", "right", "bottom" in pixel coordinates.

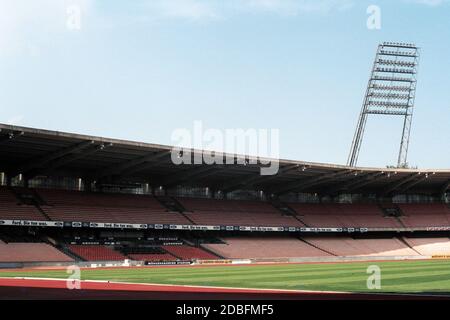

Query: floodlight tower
[{"left": 347, "top": 42, "right": 420, "bottom": 168}]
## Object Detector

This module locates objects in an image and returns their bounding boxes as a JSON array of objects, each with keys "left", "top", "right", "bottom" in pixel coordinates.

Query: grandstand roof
[{"left": 0, "top": 123, "right": 449, "bottom": 196}]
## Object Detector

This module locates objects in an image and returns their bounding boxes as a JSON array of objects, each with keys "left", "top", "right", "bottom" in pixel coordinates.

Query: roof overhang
[{"left": 0, "top": 123, "right": 449, "bottom": 196}]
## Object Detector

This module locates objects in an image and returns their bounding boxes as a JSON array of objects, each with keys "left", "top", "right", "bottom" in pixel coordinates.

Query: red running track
[{"left": 0, "top": 278, "right": 448, "bottom": 300}]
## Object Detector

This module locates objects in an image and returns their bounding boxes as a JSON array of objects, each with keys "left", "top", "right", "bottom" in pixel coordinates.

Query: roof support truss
[
  {"left": 271, "top": 170, "right": 354, "bottom": 195},
  {"left": 95, "top": 150, "right": 170, "bottom": 179},
  {"left": 28, "top": 143, "right": 112, "bottom": 179},
  {"left": 221, "top": 164, "right": 299, "bottom": 193},
  {"left": 12, "top": 140, "right": 95, "bottom": 177},
  {"left": 161, "top": 165, "right": 219, "bottom": 188},
  {"left": 382, "top": 173, "right": 420, "bottom": 195}
]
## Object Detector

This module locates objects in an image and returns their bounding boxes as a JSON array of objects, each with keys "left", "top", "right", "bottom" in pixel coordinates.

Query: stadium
[
  {"left": 1, "top": 2, "right": 449, "bottom": 305},
  {"left": 0, "top": 120, "right": 449, "bottom": 300}
]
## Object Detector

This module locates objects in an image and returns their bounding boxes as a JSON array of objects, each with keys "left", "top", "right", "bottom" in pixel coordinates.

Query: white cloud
[
  {"left": 146, "top": 0, "right": 219, "bottom": 21},
  {"left": 234, "top": 0, "right": 354, "bottom": 15},
  {"left": 0, "top": 0, "right": 92, "bottom": 55},
  {"left": 0, "top": 0, "right": 355, "bottom": 54},
  {"left": 143, "top": 0, "right": 354, "bottom": 22},
  {"left": 404, "top": 0, "right": 449, "bottom": 6},
  {"left": 0, "top": 0, "right": 355, "bottom": 44}
]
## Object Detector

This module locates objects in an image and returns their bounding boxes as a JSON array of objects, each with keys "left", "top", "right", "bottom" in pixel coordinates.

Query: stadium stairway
[
  {"left": 24, "top": 235, "right": 85, "bottom": 261},
  {"left": 34, "top": 205, "right": 52, "bottom": 221},
  {"left": 155, "top": 196, "right": 186, "bottom": 212},
  {"left": 183, "top": 237, "right": 226, "bottom": 259},
  {"left": 52, "top": 243, "right": 85, "bottom": 261},
  {"left": 162, "top": 245, "right": 219, "bottom": 260},
  {"left": 155, "top": 196, "right": 197, "bottom": 224},
  {"left": 270, "top": 199, "right": 309, "bottom": 227},
  {"left": 298, "top": 237, "right": 337, "bottom": 256},
  {"left": 9, "top": 187, "right": 52, "bottom": 221},
  {"left": 160, "top": 246, "right": 183, "bottom": 260},
  {"left": 378, "top": 203, "right": 407, "bottom": 228},
  {"left": 179, "top": 212, "right": 196, "bottom": 225},
  {"left": 393, "top": 217, "right": 408, "bottom": 228},
  {"left": 198, "top": 244, "right": 225, "bottom": 259},
  {"left": 397, "top": 236, "right": 422, "bottom": 255}
]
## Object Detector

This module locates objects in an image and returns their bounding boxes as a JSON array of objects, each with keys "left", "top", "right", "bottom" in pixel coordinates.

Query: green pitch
[{"left": 1, "top": 259, "right": 450, "bottom": 294}]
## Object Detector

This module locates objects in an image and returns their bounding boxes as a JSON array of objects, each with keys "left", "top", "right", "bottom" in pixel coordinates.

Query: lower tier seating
[
  {"left": 402, "top": 237, "right": 450, "bottom": 255},
  {"left": 162, "top": 245, "right": 219, "bottom": 260},
  {"left": 68, "top": 245, "right": 127, "bottom": 261},
  {"left": 0, "top": 242, "right": 73, "bottom": 262},
  {"left": 127, "top": 253, "right": 176, "bottom": 261},
  {"left": 3, "top": 236, "right": 450, "bottom": 263},
  {"left": 205, "top": 236, "right": 450, "bottom": 259},
  {"left": 203, "top": 237, "right": 330, "bottom": 259},
  {"left": 303, "top": 236, "right": 419, "bottom": 256}
]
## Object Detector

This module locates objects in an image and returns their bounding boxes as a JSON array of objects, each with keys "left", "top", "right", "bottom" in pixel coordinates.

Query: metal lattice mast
[{"left": 347, "top": 42, "right": 420, "bottom": 168}]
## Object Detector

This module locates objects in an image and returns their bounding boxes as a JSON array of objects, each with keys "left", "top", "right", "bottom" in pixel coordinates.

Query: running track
[{"left": 0, "top": 278, "right": 447, "bottom": 300}]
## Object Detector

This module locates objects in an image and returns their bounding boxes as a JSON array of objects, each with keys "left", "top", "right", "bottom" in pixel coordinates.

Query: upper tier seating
[
  {"left": 178, "top": 198, "right": 304, "bottom": 227},
  {"left": 289, "top": 203, "right": 402, "bottom": 228},
  {"left": 0, "top": 242, "right": 73, "bottom": 262},
  {"left": 0, "top": 187, "right": 48, "bottom": 221},
  {"left": 162, "top": 245, "right": 219, "bottom": 260},
  {"left": 68, "top": 245, "right": 126, "bottom": 261},
  {"left": 203, "top": 237, "right": 330, "bottom": 259},
  {"left": 398, "top": 204, "right": 450, "bottom": 228},
  {"left": 38, "top": 189, "right": 192, "bottom": 225},
  {"left": 2, "top": 186, "right": 449, "bottom": 229},
  {"left": 303, "top": 236, "right": 418, "bottom": 257},
  {"left": 402, "top": 237, "right": 450, "bottom": 255}
]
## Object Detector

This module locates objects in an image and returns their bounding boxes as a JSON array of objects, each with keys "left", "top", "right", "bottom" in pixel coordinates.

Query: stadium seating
[
  {"left": 127, "top": 253, "right": 176, "bottom": 262},
  {"left": 203, "top": 237, "right": 330, "bottom": 259},
  {"left": 67, "top": 245, "right": 127, "bottom": 261},
  {"left": 0, "top": 242, "right": 73, "bottom": 262},
  {"left": 397, "top": 204, "right": 450, "bottom": 227},
  {"left": 38, "top": 189, "right": 192, "bottom": 225},
  {"left": 402, "top": 237, "right": 450, "bottom": 255},
  {"left": 162, "top": 245, "right": 219, "bottom": 260},
  {"left": 0, "top": 187, "right": 48, "bottom": 221},
  {"left": 3, "top": 186, "right": 449, "bottom": 230},
  {"left": 178, "top": 198, "right": 304, "bottom": 227},
  {"left": 303, "top": 236, "right": 418, "bottom": 256},
  {"left": 289, "top": 203, "right": 402, "bottom": 228}
]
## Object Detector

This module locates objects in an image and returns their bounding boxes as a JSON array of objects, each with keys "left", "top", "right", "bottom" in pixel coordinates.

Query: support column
[
  {"left": 84, "top": 178, "right": 92, "bottom": 192},
  {"left": 6, "top": 173, "right": 12, "bottom": 187}
]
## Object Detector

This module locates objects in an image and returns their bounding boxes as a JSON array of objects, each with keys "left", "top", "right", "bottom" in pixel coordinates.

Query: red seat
[
  {"left": 179, "top": 198, "right": 304, "bottom": 227},
  {"left": 38, "top": 189, "right": 192, "bottom": 225},
  {"left": 0, "top": 242, "right": 73, "bottom": 262},
  {"left": 68, "top": 245, "right": 126, "bottom": 261},
  {"left": 162, "top": 245, "right": 218, "bottom": 260}
]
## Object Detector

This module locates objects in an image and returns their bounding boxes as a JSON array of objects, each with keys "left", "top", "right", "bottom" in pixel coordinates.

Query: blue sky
[{"left": 0, "top": 0, "right": 448, "bottom": 168}]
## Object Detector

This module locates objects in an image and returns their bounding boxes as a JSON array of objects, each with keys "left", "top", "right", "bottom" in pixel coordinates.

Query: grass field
[{"left": 1, "top": 259, "right": 450, "bottom": 295}]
